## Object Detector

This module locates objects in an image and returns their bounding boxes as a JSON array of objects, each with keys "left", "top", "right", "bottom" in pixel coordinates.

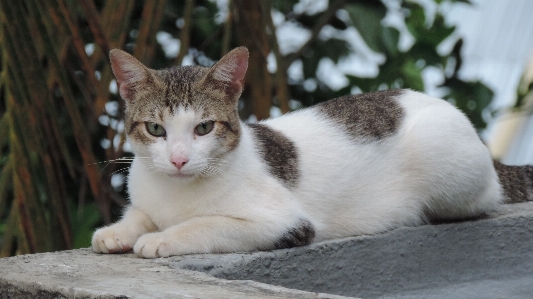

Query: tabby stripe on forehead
[
  {"left": 317, "top": 89, "right": 405, "bottom": 142},
  {"left": 248, "top": 123, "right": 299, "bottom": 188}
]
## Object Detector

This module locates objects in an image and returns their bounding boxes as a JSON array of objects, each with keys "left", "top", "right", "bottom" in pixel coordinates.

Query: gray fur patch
[
  {"left": 247, "top": 123, "right": 299, "bottom": 188},
  {"left": 274, "top": 219, "right": 315, "bottom": 249},
  {"left": 494, "top": 161, "right": 533, "bottom": 203},
  {"left": 316, "top": 89, "right": 405, "bottom": 141}
]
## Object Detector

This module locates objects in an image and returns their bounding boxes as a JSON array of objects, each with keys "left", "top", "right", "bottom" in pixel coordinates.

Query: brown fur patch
[
  {"left": 316, "top": 89, "right": 405, "bottom": 141},
  {"left": 274, "top": 219, "right": 315, "bottom": 249},
  {"left": 247, "top": 123, "right": 299, "bottom": 188},
  {"left": 494, "top": 161, "right": 533, "bottom": 203}
]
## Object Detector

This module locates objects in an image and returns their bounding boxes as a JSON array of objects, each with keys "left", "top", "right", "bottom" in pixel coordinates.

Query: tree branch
[
  {"left": 175, "top": 0, "right": 195, "bottom": 66},
  {"left": 285, "top": 0, "right": 347, "bottom": 65}
]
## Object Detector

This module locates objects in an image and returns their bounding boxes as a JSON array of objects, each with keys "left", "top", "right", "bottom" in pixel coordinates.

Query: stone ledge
[
  {"left": 0, "top": 249, "right": 351, "bottom": 299},
  {"left": 1, "top": 202, "right": 532, "bottom": 299}
]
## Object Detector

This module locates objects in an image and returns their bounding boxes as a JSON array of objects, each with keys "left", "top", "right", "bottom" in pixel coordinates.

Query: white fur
[{"left": 92, "top": 90, "right": 502, "bottom": 257}]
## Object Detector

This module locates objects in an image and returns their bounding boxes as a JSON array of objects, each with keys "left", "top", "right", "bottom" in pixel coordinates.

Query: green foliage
[
  {"left": 70, "top": 203, "right": 102, "bottom": 249},
  {"left": 345, "top": 1, "right": 387, "bottom": 52}
]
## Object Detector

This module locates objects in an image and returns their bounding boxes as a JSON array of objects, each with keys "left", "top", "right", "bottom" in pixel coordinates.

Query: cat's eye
[
  {"left": 194, "top": 121, "right": 215, "bottom": 136},
  {"left": 146, "top": 122, "right": 166, "bottom": 137}
]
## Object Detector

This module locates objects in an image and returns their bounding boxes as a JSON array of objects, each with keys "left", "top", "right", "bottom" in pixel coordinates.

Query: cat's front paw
[
  {"left": 133, "top": 232, "right": 181, "bottom": 258},
  {"left": 92, "top": 226, "right": 138, "bottom": 254}
]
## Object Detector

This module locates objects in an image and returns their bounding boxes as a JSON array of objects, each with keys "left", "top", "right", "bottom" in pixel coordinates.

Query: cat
[{"left": 92, "top": 46, "right": 533, "bottom": 258}]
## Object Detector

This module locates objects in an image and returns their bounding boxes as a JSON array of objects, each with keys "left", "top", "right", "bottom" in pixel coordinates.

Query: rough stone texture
[
  {"left": 170, "top": 202, "right": 533, "bottom": 299},
  {"left": 0, "top": 249, "right": 351, "bottom": 299},
  {"left": 1, "top": 202, "right": 532, "bottom": 299}
]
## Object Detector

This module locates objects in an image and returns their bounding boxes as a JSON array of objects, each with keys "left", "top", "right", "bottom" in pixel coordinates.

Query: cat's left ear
[{"left": 205, "top": 47, "right": 248, "bottom": 98}]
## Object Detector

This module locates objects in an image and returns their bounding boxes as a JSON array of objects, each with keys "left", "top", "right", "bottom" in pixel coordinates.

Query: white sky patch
[
  {"left": 116, "top": 120, "right": 125, "bottom": 133},
  {"left": 101, "top": 138, "right": 111, "bottom": 149},
  {"left": 293, "top": 0, "right": 328, "bottom": 15},
  {"left": 246, "top": 114, "right": 258, "bottom": 123},
  {"left": 381, "top": 1, "right": 415, "bottom": 52},
  {"left": 270, "top": 106, "right": 282, "bottom": 118},
  {"left": 98, "top": 115, "right": 110, "bottom": 126},
  {"left": 109, "top": 79, "right": 117, "bottom": 94},
  {"left": 337, "top": 54, "right": 380, "bottom": 78},
  {"left": 287, "top": 60, "right": 304, "bottom": 81},
  {"left": 123, "top": 140, "right": 132, "bottom": 153},
  {"left": 156, "top": 31, "right": 180, "bottom": 58},
  {"left": 267, "top": 52, "right": 277, "bottom": 73},
  {"left": 276, "top": 21, "right": 311, "bottom": 55},
  {"left": 181, "top": 55, "right": 194, "bottom": 66},
  {"left": 215, "top": 0, "right": 229, "bottom": 23},
  {"left": 85, "top": 43, "right": 95, "bottom": 56},
  {"left": 105, "top": 101, "right": 120, "bottom": 116},
  {"left": 341, "top": 27, "right": 385, "bottom": 65},
  {"left": 303, "top": 78, "right": 317, "bottom": 92},
  {"left": 111, "top": 174, "right": 125, "bottom": 190},
  {"left": 422, "top": 66, "right": 447, "bottom": 98},
  {"left": 317, "top": 58, "right": 348, "bottom": 90},
  {"left": 113, "top": 134, "right": 122, "bottom": 151},
  {"left": 271, "top": 10, "right": 285, "bottom": 27}
]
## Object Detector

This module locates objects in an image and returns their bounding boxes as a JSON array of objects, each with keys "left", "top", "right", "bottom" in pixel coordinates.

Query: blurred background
[{"left": 0, "top": 0, "right": 532, "bottom": 257}]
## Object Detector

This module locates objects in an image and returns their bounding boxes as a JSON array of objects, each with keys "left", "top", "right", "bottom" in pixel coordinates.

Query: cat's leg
[
  {"left": 92, "top": 206, "right": 158, "bottom": 253},
  {"left": 133, "top": 215, "right": 314, "bottom": 258}
]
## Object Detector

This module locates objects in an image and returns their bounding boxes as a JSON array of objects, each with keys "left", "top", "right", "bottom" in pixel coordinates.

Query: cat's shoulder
[{"left": 245, "top": 122, "right": 299, "bottom": 188}]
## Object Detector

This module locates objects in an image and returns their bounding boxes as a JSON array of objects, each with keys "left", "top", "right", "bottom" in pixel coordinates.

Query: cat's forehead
[
  {"left": 155, "top": 66, "right": 220, "bottom": 110},
  {"left": 160, "top": 65, "right": 208, "bottom": 83}
]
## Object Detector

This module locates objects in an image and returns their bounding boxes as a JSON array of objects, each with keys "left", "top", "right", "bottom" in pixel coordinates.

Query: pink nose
[{"left": 171, "top": 156, "right": 189, "bottom": 170}]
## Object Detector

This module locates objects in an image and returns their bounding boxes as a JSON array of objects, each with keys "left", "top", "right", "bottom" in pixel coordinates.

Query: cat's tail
[{"left": 494, "top": 161, "right": 533, "bottom": 203}]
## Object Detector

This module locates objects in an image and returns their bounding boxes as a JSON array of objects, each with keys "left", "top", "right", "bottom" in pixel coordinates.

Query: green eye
[
  {"left": 146, "top": 122, "right": 166, "bottom": 137},
  {"left": 194, "top": 121, "right": 214, "bottom": 136}
]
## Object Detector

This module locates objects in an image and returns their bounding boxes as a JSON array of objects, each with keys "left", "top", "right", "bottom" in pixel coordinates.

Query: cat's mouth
[{"left": 168, "top": 172, "right": 195, "bottom": 179}]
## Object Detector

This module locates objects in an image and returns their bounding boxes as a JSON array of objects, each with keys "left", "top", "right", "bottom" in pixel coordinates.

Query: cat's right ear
[{"left": 109, "top": 49, "right": 152, "bottom": 103}]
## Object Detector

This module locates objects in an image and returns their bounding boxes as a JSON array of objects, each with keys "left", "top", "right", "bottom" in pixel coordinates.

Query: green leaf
[
  {"left": 425, "top": 14, "right": 455, "bottom": 46},
  {"left": 401, "top": 59, "right": 424, "bottom": 91},
  {"left": 295, "top": 12, "right": 348, "bottom": 31},
  {"left": 346, "top": 1, "right": 387, "bottom": 52},
  {"left": 382, "top": 26, "right": 400, "bottom": 56},
  {"left": 315, "top": 38, "right": 352, "bottom": 63},
  {"left": 404, "top": 2, "right": 426, "bottom": 40},
  {"left": 70, "top": 203, "right": 102, "bottom": 249},
  {"left": 443, "top": 78, "right": 494, "bottom": 129}
]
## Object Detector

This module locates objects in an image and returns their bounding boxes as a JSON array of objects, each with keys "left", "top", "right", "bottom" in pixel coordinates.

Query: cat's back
[
  {"left": 264, "top": 89, "right": 472, "bottom": 145},
  {"left": 253, "top": 89, "right": 497, "bottom": 238}
]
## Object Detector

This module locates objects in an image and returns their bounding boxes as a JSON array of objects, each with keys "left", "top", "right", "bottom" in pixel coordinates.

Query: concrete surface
[
  {"left": 0, "top": 249, "right": 351, "bottom": 299},
  {"left": 1, "top": 202, "right": 532, "bottom": 299}
]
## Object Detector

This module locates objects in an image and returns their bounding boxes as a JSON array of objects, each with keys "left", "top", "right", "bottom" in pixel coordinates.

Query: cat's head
[{"left": 110, "top": 47, "right": 248, "bottom": 180}]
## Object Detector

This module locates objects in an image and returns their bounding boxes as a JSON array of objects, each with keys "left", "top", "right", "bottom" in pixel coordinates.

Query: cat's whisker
[
  {"left": 109, "top": 167, "right": 131, "bottom": 176},
  {"left": 92, "top": 157, "right": 137, "bottom": 171}
]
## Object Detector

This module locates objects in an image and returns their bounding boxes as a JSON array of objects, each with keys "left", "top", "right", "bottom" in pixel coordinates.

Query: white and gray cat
[{"left": 92, "top": 47, "right": 533, "bottom": 258}]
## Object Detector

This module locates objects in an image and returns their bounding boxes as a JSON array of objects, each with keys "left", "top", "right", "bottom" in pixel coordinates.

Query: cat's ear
[
  {"left": 205, "top": 47, "right": 248, "bottom": 98},
  {"left": 109, "top": 49, "right": 153, "bottom": 103}
]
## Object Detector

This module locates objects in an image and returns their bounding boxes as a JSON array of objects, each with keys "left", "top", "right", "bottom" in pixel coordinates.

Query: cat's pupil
[{"left": 146, "top": 122, "right": 166, "bottom": 137}]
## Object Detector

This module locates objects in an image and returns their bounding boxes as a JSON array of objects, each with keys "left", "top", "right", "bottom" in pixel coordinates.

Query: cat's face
[{"left": 110, "top": 47, "right": 248, "bottom": 180}]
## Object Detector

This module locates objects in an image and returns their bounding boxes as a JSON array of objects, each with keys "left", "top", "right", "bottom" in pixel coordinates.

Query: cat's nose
[{"left": 171, "top": 156, "right": 189, "bottom": 170}]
